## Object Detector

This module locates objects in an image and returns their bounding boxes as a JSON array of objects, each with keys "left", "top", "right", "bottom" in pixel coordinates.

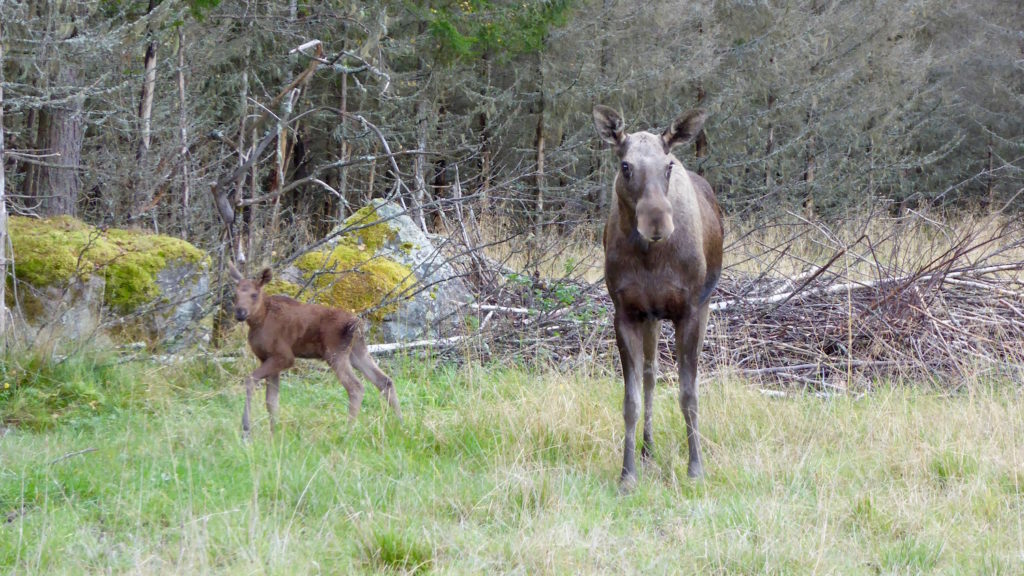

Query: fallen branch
[
  {"left": 367, "top": 335, "right": 467, "bottom": 354},
  {"left": 463, "top": 302, "right": 532, "bottom": 315},
  {"left": 712, "top": 263, "right": 1023, "bottom": 313},
  {"left": 49, "top": 448, "right": 98, "bottom": 466},
  {"left": 738, "top": 360, "right": 899, "bottom": 376}
]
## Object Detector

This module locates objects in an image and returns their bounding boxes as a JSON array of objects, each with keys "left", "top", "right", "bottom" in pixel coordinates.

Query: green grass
[{"left": 2, "top": 350, "right": 1023, "bottom": 574}]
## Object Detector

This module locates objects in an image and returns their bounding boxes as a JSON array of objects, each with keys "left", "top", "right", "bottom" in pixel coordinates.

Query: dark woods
[{"left": 1, "top": 0, "right": 1021, "bottom": 259}]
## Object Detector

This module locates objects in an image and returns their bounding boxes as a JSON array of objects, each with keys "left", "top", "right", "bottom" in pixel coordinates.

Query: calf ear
[
  {"left": 257, "top": 268, "right": 273, "bottom": 287},
  {"left": 593, "top": 105, "right": 626, "bottom": 147},
  {"left": 227, "top": 261, "right": 243, "bottom": 282},
  {"left": 662, "top": 109, "right": 706, "bottom": 152}
]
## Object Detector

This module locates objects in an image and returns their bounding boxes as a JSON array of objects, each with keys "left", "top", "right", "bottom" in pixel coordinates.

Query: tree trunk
[
  {"left": 337, "top": 72, "right": 350, "bottom": 220},
  {"left": 133, "top": 0, "right": 159, "bottom": 225},
  {"left": 802, "top": 96, "right": 817, "bottom": 219},
  {"left": 236, "top": 68, "right": 248, "bottom": 260},
  {"left": 176, "top": 27, "right": 191, "bottom": 234},
  {"left": 25, "top": 0, "right": 84, "bottom": 218},
  {"left": 986, "top": 132, "right": 995, "bottom": 206},
  {"left": 478, "top": 110, "right": 491, "bottom": 210},
  {"left": 431, "top": 104, "right": 448, "bottom": 199},
  {"left": 270, "top": 0, "right": 298, "bottom": 238},
  {"left": 597, "top": 0, "right": 614, "bottom": 215},
  {"left": 478, "top": 56, "right": 492, "bottom": 210},
  {"left": 535, "top": 112, "right": 546, "bottom": 221},
  {"left": 0, "top": 23, "right": 8, "bottom": 338},
  {"left": 35, "top": 64, "right": 84, "bottom": 217},
  {"left": 22, "top": 109, "right": 38, "bottom": 204},
  {"left": 213, "top": 67, "right": 249, "bottom": 348},
  {"left": 270, "top": 94, "right": 289, "bottom": 238},
  {"left": 413, "top": 97, "right": 430, "bottom": 232},
  {"left": 534, "top": 53, "right": 547, "bottom": 226},
  {"left": 137, "top": 40, "right": 157, "bottom": 159},
  {"left": 764, "top": 92, "right": 775, "bottom": 190}
]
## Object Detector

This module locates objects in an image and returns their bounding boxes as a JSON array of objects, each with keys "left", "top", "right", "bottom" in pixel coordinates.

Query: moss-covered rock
[
  {"left": 8, "top": 216, "right": 209, "bottom": 348},
  {"left": 343, "top": 203, "right": 401, "bottom": 252},
  {"left": 10, "top": 216, "right": 206, "bottom": 314},
  {"left": 266, "top": 205, "right": 416, "bottom": 325},
  {"left": 271, "top": 200, "right": 470, "bottom": 342},
  {"left": 279, "top": 243, "right": 416, "bottom": 320}
]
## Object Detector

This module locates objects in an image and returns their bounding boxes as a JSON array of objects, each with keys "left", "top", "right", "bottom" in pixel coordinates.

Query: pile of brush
[
  {"left": 710, "top": 258, "right": 1024, "bottom": 388},
  {"left": 456, "top": 214, "right": 1024, "bottom": 388}
]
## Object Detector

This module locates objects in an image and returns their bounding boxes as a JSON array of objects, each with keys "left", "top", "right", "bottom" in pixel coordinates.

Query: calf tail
[{"left": 340, "top": 319, "right": 360, "bottom": 344}]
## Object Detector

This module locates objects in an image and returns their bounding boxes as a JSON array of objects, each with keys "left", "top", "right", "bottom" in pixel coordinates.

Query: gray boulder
[
  {"left": 9, "top": 215, "right": 210, "bottom": 350},
  {"left": 274, "top": 200, "right": 471, "bottom": 342}
]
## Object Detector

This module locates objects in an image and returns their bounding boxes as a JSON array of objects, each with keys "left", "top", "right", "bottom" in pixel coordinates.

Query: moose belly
[
  {"left": 291, "top": 331, "right": 327, "bottom": 359},
  {"left": 611, "top": 280, "right": 692, "bottom": 322}
]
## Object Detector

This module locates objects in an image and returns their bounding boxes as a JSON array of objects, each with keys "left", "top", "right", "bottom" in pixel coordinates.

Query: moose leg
[
  {"left": 615, "top": 313, "right": 645, "bottom": 491},
  {"left": 640, "top": 319, "right": 659, "bottom": 464},
  {"left": 331, "top": 356, "right": 365, "bottom": 420},
  {"left": 242, "top": 375, "right": 256, "bottom": 439},
  {"left": 265, "top": 374, "right": 280, "bottom": 433},
  {"left": 242, "top": 356, "right": 291, "bottom": 437},
  {"left": 350, "top": 340, "right": 402, "bottom": 422},
  {"left": 676, "top": 306, "right": 709, "bottom": 479}
]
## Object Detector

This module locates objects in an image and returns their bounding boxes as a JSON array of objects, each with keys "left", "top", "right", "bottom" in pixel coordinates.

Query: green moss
[
  {"left": 290, "top": 244, "right": 415, "bottom": 321},
  {"left": 344, "top": 204, "right": 397, "bottom": 252},
  {"left": 9, "top": 215, "right": 207, "bottom": 314},
  {"left": 260, "top": 204, "right": 418, "bottom": 323},
  {"left": 263, "top": 279, "right": 300, "bottom": 299}
]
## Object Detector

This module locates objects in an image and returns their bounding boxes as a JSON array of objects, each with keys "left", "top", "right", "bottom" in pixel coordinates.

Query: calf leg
[
  {"left": 265, "top": 374, "right": 280, "bottom": 433},
  {"left": 350, "top": 340, "right": 402, "bottom": 422},
  {"left": 615, "top": 313, "right": 645, "bottom": 492},
  {"left": 640, "top": 319, "right": 659, "bottom": 464},
  {"left": 330, "top": 355, "right": 365, "bottom": 420},
  {"left": 243, "top": 375, "right": 256, "bottom": 439},
  {"left": 242, "top": 356, "right": 291, "bottom": 437}
]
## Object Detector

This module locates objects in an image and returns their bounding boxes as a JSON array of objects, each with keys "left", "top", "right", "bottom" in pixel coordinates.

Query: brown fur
[
  {"left": 593, "top": 105, "right": 724, "bottom": 489},
  {"left": 228, "top": 264, "right": 402, "bottom": 436}
]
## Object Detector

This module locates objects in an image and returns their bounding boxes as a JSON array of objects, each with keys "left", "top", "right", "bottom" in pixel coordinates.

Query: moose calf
[{"left": 229, "top": 264, "right": 402, "bottom": 435}]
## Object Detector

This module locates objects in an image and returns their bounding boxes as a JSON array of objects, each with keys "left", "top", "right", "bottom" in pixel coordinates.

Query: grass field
[{"left": 2, "top": 349, "right": 1022, "bottom": 574}]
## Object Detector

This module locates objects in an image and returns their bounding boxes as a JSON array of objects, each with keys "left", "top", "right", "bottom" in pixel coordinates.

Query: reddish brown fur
[
  {"left": 228, "top": 264, "right": 402, "bottom": 436},
  {"left": 593, "top": 105, "right": 724, "bottom": 489}
]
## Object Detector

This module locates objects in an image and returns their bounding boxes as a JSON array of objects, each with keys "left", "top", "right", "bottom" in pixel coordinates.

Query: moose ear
[
  {"left": 257, "top": 268, "right": 273, "bottom": 287},
  {"left": 593, "top": 105, "right": 626, "bottom": 147},
  {"left": 662, "top": 109, "right": 706, "bottom": 152},
  {"left": 227, "top": 261, "right": 243, "bottom": 282}
]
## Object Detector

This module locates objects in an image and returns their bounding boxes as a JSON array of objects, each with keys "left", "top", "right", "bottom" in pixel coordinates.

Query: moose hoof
[
  {"left": 618, "top": 473, "right": 638, "bottom": 495},
  {"left": 640, "top": 448, "right": 656, "bottom": 468},
  {"left": 687, "top": 462, "right": 704, "bottom": 480}
]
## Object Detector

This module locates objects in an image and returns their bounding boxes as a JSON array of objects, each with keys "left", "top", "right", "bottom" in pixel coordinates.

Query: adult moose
[{"left": 593, "top": 105, "right": 723, "bottom": 490}]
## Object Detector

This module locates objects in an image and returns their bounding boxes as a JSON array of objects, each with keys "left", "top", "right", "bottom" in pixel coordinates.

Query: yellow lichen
[
  {"left": 8, "top": 215, "right": 207, "bottom": 315},
  {"left": 294, "top": 244, "right": 414, "bottom": 320},
  {"left": 343, "top": 203, "right": 397, "bottom": 251},
  {"left": 259, "top": 203, "right": 420, "bottom": 323}
]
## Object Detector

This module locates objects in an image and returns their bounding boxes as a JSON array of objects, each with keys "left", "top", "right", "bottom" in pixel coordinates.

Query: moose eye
[
  {"left": 621, "top": 162, "right": 632, "bottom": 180},
  {"left": 251, "top": 294, "right": 258, "bottom": 300},
  {"left": 666, "top": 162, "right": 673, "bottom": 180}
]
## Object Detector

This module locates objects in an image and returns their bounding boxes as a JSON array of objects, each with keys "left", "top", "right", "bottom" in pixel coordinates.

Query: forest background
[{"left": 3, "top": 0, "right": 1022, "bottom": 284}]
